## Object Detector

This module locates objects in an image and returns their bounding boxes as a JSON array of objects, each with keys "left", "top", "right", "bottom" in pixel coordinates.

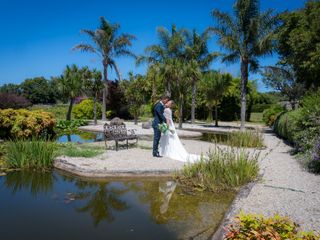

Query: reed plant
[
  {"left": 228, "top": 130, "right": 264, "bottom": 148},
  {"left": 5, "top": 138, "right": 55, "bottom": 170},
  {"left": 177, "top": 145, "right": 259, "bottom": 192}
]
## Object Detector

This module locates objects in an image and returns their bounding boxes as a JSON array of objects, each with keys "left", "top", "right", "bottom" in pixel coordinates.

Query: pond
[
  {"left": 57, "top": 131, "right": 104, "bottom": 143},
  {"left": 0, "top": 171, "right": 235, "bottom": 240},
  {"left": 57, "top": 131, "right": 230, "bottom": 145}
]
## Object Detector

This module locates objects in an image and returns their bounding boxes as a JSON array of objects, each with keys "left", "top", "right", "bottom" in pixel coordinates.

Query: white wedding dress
[{"left": 159, "top": 108, "right": 201, "bottom": 163}]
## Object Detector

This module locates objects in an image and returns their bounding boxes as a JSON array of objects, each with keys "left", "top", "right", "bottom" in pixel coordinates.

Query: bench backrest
[{"left": 103, "top": 123, "right": 128, "bottom": 140}]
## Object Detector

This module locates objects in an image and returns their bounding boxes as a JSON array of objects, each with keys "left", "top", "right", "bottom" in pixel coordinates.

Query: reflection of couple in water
[{"left": 158, "top": 181, "right": 177, "bottom": 214}]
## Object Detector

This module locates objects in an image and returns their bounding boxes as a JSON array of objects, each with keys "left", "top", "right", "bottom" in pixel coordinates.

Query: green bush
[
  {"left": 225, "top": 212, "right": 319, "bottom": 240},
  {"left": 0, "top": 108, "right": 56, "bottom": 139},
  {"left": 5, "top": 139, "right": 56, "bottom": 170},
  {"left": 177, "top": 146, "right": 259, "bottom": 192},
  {"left": 274, "top": 110, "right": 303, "bottom": 143},
  {"left": 140, "top": 104, "right": 153, "bottom": 118},
  {"left": 262, "top": 104, "right": 284, "bottom": 126},
  {"left": 72, "top": 99, "right": 102, "bottom": 120}
]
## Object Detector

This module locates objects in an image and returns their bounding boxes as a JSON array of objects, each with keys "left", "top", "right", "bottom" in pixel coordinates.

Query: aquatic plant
[
  {"left": 5, "top": 138, "right": 56, "bottom": 169},
  {"left": 177, "top": 145, "right": 259, "bottom": 192},
  {"left": 228, "top": 130, "right": 264, "bottom": 148}
]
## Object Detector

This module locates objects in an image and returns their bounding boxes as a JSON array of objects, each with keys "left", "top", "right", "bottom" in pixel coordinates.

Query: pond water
[
  {"left": 57, "top": 131, "right": 230, "bottom": 145},
  {"left": 57, "top": 132, "right": 104, "bottom": 143},
  {"left": 0, "top": 171, "right": 234, "bottom": 240}
]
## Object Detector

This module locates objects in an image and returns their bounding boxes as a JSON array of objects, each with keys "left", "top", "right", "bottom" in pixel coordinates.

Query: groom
[{"left": 152, "top": 95, "right": 170, "bottom": 157}]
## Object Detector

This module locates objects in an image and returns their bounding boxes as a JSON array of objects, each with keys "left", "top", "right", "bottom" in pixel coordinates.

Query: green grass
[
  {"left": 31, "top": 104, "right": 69, "bottom": 120},
  {"left": 5, "top": 139, "right": 56, "bottom": 170},
  {"left": 250, "top": 112, "right": 263, "bottom": 123},
  {"left": 56, "top": 143, "right": 105, "bottom": 158},
  {"left": 176, "top": 145, "right": 259, "bottom": 192}
]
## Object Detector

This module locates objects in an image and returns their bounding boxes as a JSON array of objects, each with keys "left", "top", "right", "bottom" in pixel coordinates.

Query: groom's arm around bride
[{"left": 152, "top": 95, "right": 170, "bottom": 157}]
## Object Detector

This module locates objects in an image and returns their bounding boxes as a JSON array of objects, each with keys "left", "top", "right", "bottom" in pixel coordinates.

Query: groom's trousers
[{"left": 153, "top": 125, "right": 161, "bottom": 155}]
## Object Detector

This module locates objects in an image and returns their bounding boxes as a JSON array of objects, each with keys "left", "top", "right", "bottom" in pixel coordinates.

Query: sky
[{"left": 0, "top": 0, "right": 306, "bottom": 92}]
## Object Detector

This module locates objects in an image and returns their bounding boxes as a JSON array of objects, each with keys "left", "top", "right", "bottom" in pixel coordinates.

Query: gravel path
[{"left": 216, "top": 132, "right": 320, "bottom": 236}]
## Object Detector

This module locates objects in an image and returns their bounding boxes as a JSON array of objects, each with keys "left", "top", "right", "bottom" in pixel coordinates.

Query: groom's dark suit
[{"left": 152, "top": 101, "right": 167, "bottom": 156}]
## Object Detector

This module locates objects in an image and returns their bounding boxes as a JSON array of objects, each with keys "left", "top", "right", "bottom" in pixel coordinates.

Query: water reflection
[
  {"left": 0, "top": 171, "right": 234, "bottom": 240},
  {"left": 159, "top": 181, "right": 177, "bottom": 214},
  {"left": 3, "top": 170, "right": 54, "bottom": 197}
]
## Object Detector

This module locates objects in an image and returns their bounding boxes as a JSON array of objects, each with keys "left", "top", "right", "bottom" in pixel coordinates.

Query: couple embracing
[{"left": 152, "top": 95, "right": 200, "bottom": 163}]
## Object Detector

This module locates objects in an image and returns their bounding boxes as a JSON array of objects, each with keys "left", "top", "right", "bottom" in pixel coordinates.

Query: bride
[{"left": 159, "top": 100, "right": 201, "bottom": 163}]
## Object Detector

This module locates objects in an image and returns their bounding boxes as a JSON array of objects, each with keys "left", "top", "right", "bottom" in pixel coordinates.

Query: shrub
[
  {"left": 72, "top": 99, "right": 102, "bottom": 120},
  {"left": 274, "top": 110, "right": 303, "bottom": 143},
  {"left": 225, "top": 212, "right": 320, "bottom": 240},
  {"left": 0, "top": 109, "right": 56, "bottom": 139},
  {"left": 5, "top": 139, "right": 56, "bottom": 169},
  {"left": 0, "top": 93, "right": 32, "bottom": 109},
  {"left": 177, "top": 146, "right": 259, "bottom": 192},
  {"left": 140, "top": 103, "right": 153, "bottom": 118},
  {"left": 308, "top": 136, "right": 320, "bottom": 173},
  {"left": 263, "top": 104, "right": 284, "bottom": 127}
]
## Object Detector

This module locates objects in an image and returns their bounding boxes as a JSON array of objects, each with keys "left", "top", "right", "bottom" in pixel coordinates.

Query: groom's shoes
[{"left": 153, "top": 153, "right": 162, "bottom": 158}]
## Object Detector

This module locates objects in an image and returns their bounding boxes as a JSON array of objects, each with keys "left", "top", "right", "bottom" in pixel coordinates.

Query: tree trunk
[
  {"left": 93, "top": 94, "right": 97, "bottom": 125},
  {"left": 134, "top": 114, "right": 138, "bottom": 125},
  {"left": 179, "top": 96, "right": 183, "bottom": 129},
  {"left": 66, "top": 98, "right": 74, "bottom": 121},
  {"left": 207, "top": 106, "right": 213, "bottom": 122},
  {"left": 240, "top": 58, "right": 249, "bottom": 131},
  {"left": 102, "top": 64, "right": 108, "bottom": 121},
  {"left": 152, "top": 75, "right": 157, "bottom": 103},
  {"left": 290, "top": 100, "right": 296, "bottom": 110},
  {"left": 191, "top": 79, "right": 196, "bottom": 124},
  {"left": 165, "top": 80, "right": 171, "bottom": 97},
  {"left": 214, "top": 104, "right": 218, "bottom": 127}
]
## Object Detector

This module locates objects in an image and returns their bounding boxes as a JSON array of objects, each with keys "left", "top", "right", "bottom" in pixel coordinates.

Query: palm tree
[
  {"left": 137, "top": 25, "right": 185, "bottom": 96},
  {"left": 83, "top": 69, "right": 104, "bottom": 125},
  {"left": 183, "top": 29, "right": 219, "bottom": 124},
  {"left": 210, "top": 0, "right": 278, "bottom": 130},
  {"left": 200, "top": 71, "right": 232, "bottom": 126},
  {"left": 73, "top": 17, "right": 136, "bottom": 121},
  {"left": 57, "top": 64, "right": 85, "bottom": 121}
]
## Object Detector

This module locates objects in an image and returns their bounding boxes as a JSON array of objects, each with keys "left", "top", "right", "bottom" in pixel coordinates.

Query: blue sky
[{"left": 0, "top": 0, "right": 305, "bottom": 91}]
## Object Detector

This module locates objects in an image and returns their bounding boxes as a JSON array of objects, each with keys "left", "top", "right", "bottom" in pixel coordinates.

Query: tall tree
[
  {"left": 74, "top": 17, "right": 136, "bottom": 120},
  {"left": 277, "top": 0, "right": 320, "bottom": 89},
  {"left": 121, "top": 73, "right": 149, "bottom": 125},
  {"left": 83, "top": 69, "right": 104, "bottom": 125},
  {"left": 57, "top": 65, "right": 86, "bottom": 121},
  {"left": 210, "top": 0, "right": 278, "bottom": 129},
  {"left": 183, "top": 29, "right": 218, "bottom": 124},
  {"left": 200, "top": 71, "right": 232, "bottom": 126},
  {"left": 262, "top": 65, "right": 305, "bottom": 110},
  {"left": 20, "top": 77, "right": 56, "bottom": 104},
  {"left": 137, "top": 25, "right": 185, "bottom": 96}
]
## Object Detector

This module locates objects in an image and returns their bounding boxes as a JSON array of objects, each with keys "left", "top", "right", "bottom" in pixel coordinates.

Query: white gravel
[{"left": 220, "top": 132, "right": 320, "bottom": 233}]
